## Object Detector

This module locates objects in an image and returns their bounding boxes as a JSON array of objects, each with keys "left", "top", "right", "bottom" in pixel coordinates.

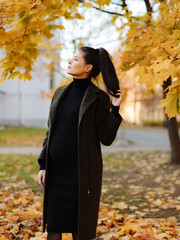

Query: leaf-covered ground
[{"left": 0, "top": 151, "right": 180, "bottom": 239}]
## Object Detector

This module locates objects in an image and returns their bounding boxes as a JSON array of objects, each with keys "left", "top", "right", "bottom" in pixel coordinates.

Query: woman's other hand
[
  {"left": 38, "top": 170, "right": 46, "bottom": 188},
  {"left": 112, "top": 89, "right": 125, "bottom": 106}
]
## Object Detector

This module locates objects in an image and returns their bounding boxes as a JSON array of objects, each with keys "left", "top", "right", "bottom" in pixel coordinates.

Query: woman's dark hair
[{"left": 78, "top": 46, "right": 120, "bottom": 97}]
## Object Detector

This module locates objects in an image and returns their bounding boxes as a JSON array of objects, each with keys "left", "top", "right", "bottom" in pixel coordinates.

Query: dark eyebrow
[{"left": 74, "top": 56, "right": 79, "bottom": 58}]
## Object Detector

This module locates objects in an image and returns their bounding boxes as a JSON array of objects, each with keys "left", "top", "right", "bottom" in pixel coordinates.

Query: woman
[{"left": 37, "top": 46, "right": 124, "bottom": 240}]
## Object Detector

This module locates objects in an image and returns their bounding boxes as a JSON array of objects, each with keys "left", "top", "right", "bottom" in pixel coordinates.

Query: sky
[{"left": 55, "top": 0, "right": 150, "bottom": 80}]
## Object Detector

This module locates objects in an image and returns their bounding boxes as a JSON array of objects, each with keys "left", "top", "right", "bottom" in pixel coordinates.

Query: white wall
[
  {"left": 0, "top": 52, "right": 62, "bottom": 128},
  {"left": 0, "top": 76, "right": 52, "bottom": 127}
]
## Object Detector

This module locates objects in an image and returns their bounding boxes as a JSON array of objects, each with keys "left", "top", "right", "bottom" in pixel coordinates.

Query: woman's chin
[{"left": 66, "top": 70, "right": 72, "bottom": 75}]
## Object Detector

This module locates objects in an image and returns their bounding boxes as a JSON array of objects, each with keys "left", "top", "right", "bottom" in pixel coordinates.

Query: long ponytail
[{"left": 78, "top": 46, "right": 120, "bottom": 97}]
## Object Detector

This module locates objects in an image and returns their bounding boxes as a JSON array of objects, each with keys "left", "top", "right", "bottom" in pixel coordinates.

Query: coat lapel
[
  {"left": 49, "top": 82, "right": 72, "bottom": 129},
  {"left": 78, "top": 80, "right": 99, "bottom": 128},
  {"left": 49, "top": 80, "right": 99, "bottom": 129}
]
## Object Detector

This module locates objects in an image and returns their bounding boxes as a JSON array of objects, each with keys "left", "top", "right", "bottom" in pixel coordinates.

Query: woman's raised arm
[{"left": 97, "top": 92, "right": 123, "bottom": 146}]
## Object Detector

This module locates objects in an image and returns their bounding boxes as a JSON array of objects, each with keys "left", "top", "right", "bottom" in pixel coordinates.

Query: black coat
[{"left": 37, "top": 80, "right": 123, "bottom": 240}]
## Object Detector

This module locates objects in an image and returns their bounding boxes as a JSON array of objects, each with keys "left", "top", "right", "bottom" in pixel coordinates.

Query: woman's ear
[{"left": 85, "top": 64, "right": 93, "bottom": 73}]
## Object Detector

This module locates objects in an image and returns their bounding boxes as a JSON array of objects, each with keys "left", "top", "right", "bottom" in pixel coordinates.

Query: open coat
[{"left": 37, "top": 80, "right": 123, "bottom": 240}]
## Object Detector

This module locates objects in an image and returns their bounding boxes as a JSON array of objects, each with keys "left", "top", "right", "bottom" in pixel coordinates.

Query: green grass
[{"left": 0, "top": 126, "right": 47, "bottom": 146}]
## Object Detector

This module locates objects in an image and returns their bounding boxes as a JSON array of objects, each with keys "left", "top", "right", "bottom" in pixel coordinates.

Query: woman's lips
[{"left": 68, "top": 66, "right": 71, "bottom": 69}]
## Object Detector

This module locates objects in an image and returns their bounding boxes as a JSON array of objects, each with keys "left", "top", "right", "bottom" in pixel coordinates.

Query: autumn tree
[
  {"left": 118, "top": 0, "right": 180, "bottom": 163},
  {"left": 92, "top": 0, "right": 180, "bottom": 163},
  {"left": 0, "top": 0, "right": 179, "bottom": 162}
]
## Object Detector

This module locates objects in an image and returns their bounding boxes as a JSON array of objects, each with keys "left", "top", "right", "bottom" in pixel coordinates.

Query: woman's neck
[{"left": 72, "top": 76, "right": 91, "bottom": 88}]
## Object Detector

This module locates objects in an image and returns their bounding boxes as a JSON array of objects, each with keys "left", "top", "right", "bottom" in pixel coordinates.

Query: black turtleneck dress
[{"left": 46, "top": 77, "right": 121, "bottom": 234}]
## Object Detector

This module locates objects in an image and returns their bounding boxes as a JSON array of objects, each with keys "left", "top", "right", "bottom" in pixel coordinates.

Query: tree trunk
[{"left": 162, "top": 76, "right": 180, "bottom": 164}]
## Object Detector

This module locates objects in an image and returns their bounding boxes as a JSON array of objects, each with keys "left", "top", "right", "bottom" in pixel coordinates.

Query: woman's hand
[
  {"left": 112, "top": 89, "right": 124, "bottom": 107},
  {"left": 38, "top": 170, "right": 46, "bottom": 188}
]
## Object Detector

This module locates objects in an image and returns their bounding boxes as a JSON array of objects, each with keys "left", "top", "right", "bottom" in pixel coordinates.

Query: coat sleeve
[
  {"left": 97, "top": 92, "right": 123, "bottom": 146},
  {"left": 37, "top": 91, "right": 56, "bottom": 171}
]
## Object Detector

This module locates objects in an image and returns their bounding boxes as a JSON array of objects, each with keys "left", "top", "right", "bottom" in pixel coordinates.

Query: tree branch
[
  {"left": 80, "top": 0, "right": 138, "bottom": 19},
  {"left": 121, "top": 0, "right": 128, "bottom": 9},
  {"left": 92, "top": 5, "right": 124, "bottom": 16},
  {"left": 110, "top": 1, "right": 124, "bottom": 7},
  {"left": 144, "top": 0, "right": 152, "bottom": 13}
]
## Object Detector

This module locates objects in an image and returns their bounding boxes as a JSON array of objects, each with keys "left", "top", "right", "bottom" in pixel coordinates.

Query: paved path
[
  {"left": 0, "top": 146, "right": 42, "bottom": 155},
  {"left": 0, "top": 127, "right": 177, "bottom": 154},
  {"left": 104, "top": 127, "right": 173, "bottom": 152}
]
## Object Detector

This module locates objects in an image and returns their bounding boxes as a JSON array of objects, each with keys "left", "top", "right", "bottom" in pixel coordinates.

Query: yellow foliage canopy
[
  {"left": 116, "top": 0, "right": 180, "bottom": 118},
  {"left": 1, "top": 0, "right": 179, "bottom": 118},
  {"left": 0, "top": 0, "right": 86, "bottom": 83}
]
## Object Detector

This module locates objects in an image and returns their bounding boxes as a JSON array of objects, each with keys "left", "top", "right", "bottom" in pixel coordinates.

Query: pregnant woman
[{"left": 37, "top": 46, "right": 124, "bottom": 240}]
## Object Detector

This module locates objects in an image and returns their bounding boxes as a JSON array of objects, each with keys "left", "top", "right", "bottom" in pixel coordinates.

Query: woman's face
[{"left": 67, "top": 49, "right": 91, "bottom": 78}]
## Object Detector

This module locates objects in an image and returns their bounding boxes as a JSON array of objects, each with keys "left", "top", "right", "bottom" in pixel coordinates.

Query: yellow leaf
[
  {"left": 23, "top": 71, "right": 32, "bottom": 80},
  {"left": 112, "top": 201, "right": 128, "bottom": 210},
  {"left": 83, "top": 3, "right": 93, "bottom": 8},
  {"left": 153, "top": 59, "right": 170, "bottom": 72},
  {"left": 161, "top": 91, "right": 178, "bottom": 118},
  {"left": 111, "top": 15, "right": 119, "bottom": 25},
  {"left": 167, "top": 216, "right": 177, "bottom": 222},
  {"left": 13, "top": 197, "right": 29, "bottom": 205},
  {"left": 144, "top": 89, "right": 155, "bottom": 97},
  {"left": 150, "top": 193, "right": 156, "bottom": 198},
  {"left": 117, "top": 222, "right": 139, "bottom": 236}
]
